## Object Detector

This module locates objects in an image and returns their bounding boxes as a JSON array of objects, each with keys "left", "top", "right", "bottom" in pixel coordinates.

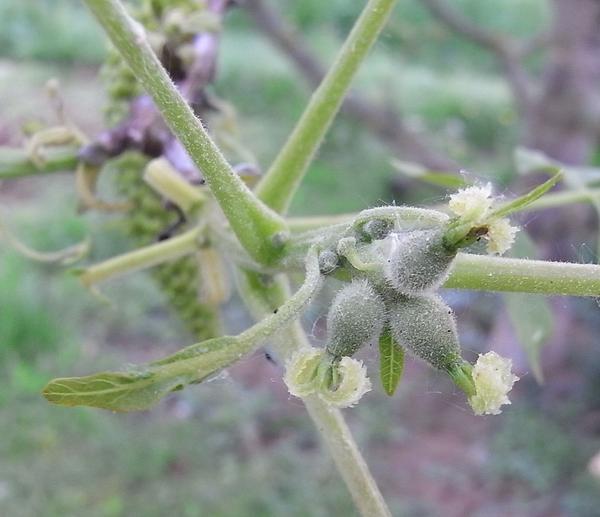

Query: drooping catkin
[{"left": 113, "top": 152, "right": 221, "bottom": 341}]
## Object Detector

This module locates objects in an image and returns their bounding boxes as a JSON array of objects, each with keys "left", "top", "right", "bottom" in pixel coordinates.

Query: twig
[
  {"left": 83, "top": 0, "right": 287, "bottom": 266},
  {"left": 254, "top": 0, "right": 401, "bottom": 213},
  {"left": 445, "top": 253, "right": 600, "bottom": 296},
  {"left": 244, "top": 0, "right": 455, "bottom": 171}
]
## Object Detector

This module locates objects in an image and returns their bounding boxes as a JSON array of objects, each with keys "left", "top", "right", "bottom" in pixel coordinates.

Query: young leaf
[
  {"left": 489, "top": 171, "right": 562, "bottom": 219},
  {"left": 43, "top": 336, "right": 243, "bottom": 411},
  {"left": 378, "top": 329, "right": 404, "bottom": 396},
  {"left": 42, "top": 371, "right": 190, "bottom": 412}
]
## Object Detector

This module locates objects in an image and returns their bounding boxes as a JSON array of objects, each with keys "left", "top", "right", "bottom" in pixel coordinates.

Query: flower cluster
[{"left": 282, "top": 183, "right": 526, "bottom": 414}]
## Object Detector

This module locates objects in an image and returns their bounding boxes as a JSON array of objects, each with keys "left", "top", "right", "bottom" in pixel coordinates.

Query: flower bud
[
  {"left": 318, "top": 249, "right": 339, "bottom": 275},
  {"left": 389, "top": 294, "right": 461, "bottom": 371},
  {"left": 360, "top": 219, "right": 394, "bottom": 242},
  {"left": 325, "top": 279, "right": 386, "bottom": 358},
  {"left": 381, "top": 229, "right": 456, "bottom": 294}
]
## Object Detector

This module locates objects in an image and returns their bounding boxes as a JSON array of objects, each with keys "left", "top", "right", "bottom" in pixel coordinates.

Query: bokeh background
[{"left": 2, "top": 1, "right": 600, "bottom": 515}]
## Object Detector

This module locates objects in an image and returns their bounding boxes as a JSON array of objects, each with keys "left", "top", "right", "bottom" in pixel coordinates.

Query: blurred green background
[{"left": 1, "top": 1, "right": 600, "bottom": 516}]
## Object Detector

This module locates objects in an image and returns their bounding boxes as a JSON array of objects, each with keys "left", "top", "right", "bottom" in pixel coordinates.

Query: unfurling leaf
[
  {"left": 43, "top": 336, "right": 242, "bottom": 411},
  {"left": 42, "top": 371, "right": 189, "bottom": 412},
  {"left": 378, "top": 329, "right": 404, "bottom": 396}
]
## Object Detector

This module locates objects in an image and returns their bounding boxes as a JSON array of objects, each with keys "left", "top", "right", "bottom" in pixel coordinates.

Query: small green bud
[
  {"left": 389, "top": 294, "right": 461, "bottom": 371},
  {"left": 326, "top": 279, "right": 386, "bottom": 358},
  {"left": 360, "top": 219, "right": 394, "bottom": 242},
  {"left": 381, "top": 229, "right": 456, "bottom": 293},
  {"left": 318, "top": 249, "right": 339, "bottom": 274}
]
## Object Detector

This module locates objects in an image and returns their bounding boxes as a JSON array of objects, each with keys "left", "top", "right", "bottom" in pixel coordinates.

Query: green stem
[
  {"left": 255, "top": 0, "right": 398, "bottom": 214},
  {"left": 83, "top": 0, "right": 287, "bottom": 265},
  {"left": 237, "top": 272, "right": 391, "bottom": 517},
  {"left": 445, "top": 253, "right": 600, "bottom": 296},
  {"left": 0, "top": 146, "right": 79, "bottom": 179},
  {"left": 303, "top": 394, "right": 391, "bottom": 517},
  {"left": 79, "top": 227, "right": 201, "bottom": 287}
]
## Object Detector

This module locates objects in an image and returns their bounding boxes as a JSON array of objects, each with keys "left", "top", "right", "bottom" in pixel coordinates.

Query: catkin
[{"left": 114, "top": 153, "right": 221, "bottom": 341}]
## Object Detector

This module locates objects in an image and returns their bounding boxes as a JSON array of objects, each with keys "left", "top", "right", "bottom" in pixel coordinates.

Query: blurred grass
[{"left": 0, "top": 0, "right": 104, "bottom": 63}]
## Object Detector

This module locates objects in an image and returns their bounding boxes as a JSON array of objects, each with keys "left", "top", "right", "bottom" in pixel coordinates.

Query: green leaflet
[
  {"left": 43, "top": 336, "right": 242, "bottom": 411},
  {"left": 378, "top": 329, "right": 404, "bottom": 396},
  {"left": 503, "top": 231, "right": 554, "bottom": 382},
  {"left": 490, "top": 171, "right": 562, "bottom": 219},
  {"left": 42, "top": 372, "right": 190, "bottom": 412},
  {"left": 150, "top": 336, "right": 239, "bottom": 367}
]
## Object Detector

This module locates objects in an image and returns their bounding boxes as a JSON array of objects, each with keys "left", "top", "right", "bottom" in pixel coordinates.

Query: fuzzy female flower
[
  {"left": 448, "top": 183, "right": 518, "bottom": 256},
  {"left": 485, "top": 218, "right": 519, "bottom": 255},
  {"left": 283, "top": 347, "right": 323, "bottom": 398},
  {"left": 283, "top": 348, "right": 372, "bottom": 408},
  {"left": 318, "top": 356, "right": 372, "bottom": 408},
  {"left": 468, "top": 351, "right": 519, "bottom": 415},
  {"left": 448, "top": 183, "right": 493, "bottom": 222}
]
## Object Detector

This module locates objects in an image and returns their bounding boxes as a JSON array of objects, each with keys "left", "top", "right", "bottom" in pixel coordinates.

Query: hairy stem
[
  {"left": 0, "top": 146, "right": 79, "bottom": 179},
  {"left": 79, "top": 227, "right": 201, "bottom": 287},
  {"left": 82, "top": 0, "right": 287, "bottom": 265},
  {"left": 445, "top": 253, "right": 600, "bottom": 296},
  {"left": 237, "top": 272, "right": 391, "bottom": 517},
  {"left": 255, "top": 0, "right": 398, "bottom": 214},
  {"left": 302, "top": 395, "right": 391, "bottom": 517}
]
